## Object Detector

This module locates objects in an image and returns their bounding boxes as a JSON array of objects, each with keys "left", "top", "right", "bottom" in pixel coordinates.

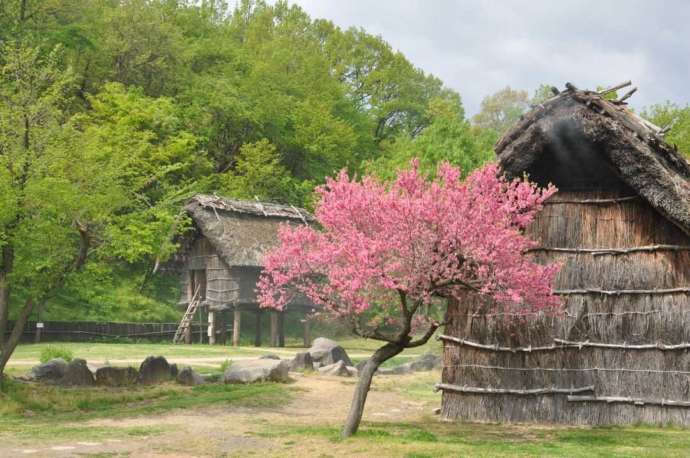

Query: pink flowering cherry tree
[{"left": 258, "top": 161, "right": 562, "bottom": 437}]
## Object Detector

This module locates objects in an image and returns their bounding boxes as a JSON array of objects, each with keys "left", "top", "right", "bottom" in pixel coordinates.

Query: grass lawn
[
  {"left": 0, "top": 377, "right": 291, "bottom": 440},
  {"left": 265, "top": 421, "right": 690, "bottom": 457},
  {"left": 6, "top": 335, "right": 441, "bottom": 373}
]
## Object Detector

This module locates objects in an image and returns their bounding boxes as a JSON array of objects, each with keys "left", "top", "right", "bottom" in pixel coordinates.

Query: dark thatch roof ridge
[
  {"left": 186, "top": 194, "right": 313, "bottom": 222},
  {"left": 184, "top": 194, "right": 313, "bottom": 267},
  {"left": 495, "top": 82, "right": 690, "bottom": 236}
]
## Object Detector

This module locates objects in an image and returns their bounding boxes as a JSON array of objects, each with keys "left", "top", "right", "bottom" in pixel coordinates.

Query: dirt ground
[{"left": 2, "top": 373, "right": 438, "bottom": 457}]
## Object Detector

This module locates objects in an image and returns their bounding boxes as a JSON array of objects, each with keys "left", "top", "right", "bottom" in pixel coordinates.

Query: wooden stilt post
[
  {"left": 233, "top": 308, "right": 241, "bottom": 347},
  {"left": 198, "top": 306, "right": 204, "bottom": 344},
  {"left": 303, "top": 317, "right": 310, "bottom": 348},
  {"left": 208, "top": 310, "right": 216, "bottom": 345},
  {"left": 278, "top": 311, "right": 285, "bottom": 347},
  {"left": 270, "top": 311, "right": 278, "bottom": 347},
  {"left": 184, "top": 324, "right": 192, "bottom": 344},
  {"left": 219, "top": 310, "right": 227, "bottom": 345},
  {"left": 254, "top": 310, "right": 262, "bottom": 347}
]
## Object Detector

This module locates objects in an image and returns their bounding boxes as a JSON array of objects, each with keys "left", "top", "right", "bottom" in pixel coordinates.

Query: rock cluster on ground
[
  {"left": 31, "top": 358, "right": 68, "bottom": 383},
  {"left": 177, "top": 366, "right": 205, "bottom": 386},
  {"left": 96, "top": 366, "right": 138, "bottom": 387},
  {"left": 223, "top": 359, "right": 290, "bottom": 384},
  {"left": 61, "top": 359, "right": 96, "bottom": 386},
  {"left": 317, "top": 360, "right": 357, "bottom": 377},
  {"left": 138, "top": 356, "right": 177, "bottom": 385},
  {"left": 25, "top": 340, "right": 442, "bottom": 388},
  {"left": 289, "top": 351, "right": 313, "bottom": 372},
  {"left": 28, "top": 355, "right": 194, "bottom": 387},
  {"left": 373, "top": 353, "right": 442, "bottom": 375},
  {"left": 307, "top": 337, "right": 353, "bottom": 368}
]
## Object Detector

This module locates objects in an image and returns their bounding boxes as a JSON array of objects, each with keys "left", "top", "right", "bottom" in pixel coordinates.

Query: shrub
[
  {"left": 39, "top": 346, "right": 74, "bottom": 364},
  {"left": 219, "top": 359, "right": 232, "bottom": 373}
]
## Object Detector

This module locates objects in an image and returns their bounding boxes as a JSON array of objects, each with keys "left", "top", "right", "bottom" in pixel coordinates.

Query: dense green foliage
[
  {"left": 39, "top": 345, "right": 73, "bottom": 363},
  {"left": 0, "top": 1, "right": 687, "bottom": 328},
  {"left": 0, "top": 0, "right": 488, "bottom": 325},
  {"left": 642, "top": 102, "right": 690, "bottom": 159}
]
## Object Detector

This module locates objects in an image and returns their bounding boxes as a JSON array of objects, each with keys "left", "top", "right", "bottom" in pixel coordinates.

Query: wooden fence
[{"left": 3, "top": 320, "right": 214, "bottom": 343}]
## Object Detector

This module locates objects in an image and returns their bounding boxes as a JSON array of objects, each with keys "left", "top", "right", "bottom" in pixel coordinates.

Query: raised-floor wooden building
[
  {"left": 175, "top": 194, "right": 315, "bottom": 346},
  {"left": 440, "top": 83, "right": 690, "bottom": 425}
]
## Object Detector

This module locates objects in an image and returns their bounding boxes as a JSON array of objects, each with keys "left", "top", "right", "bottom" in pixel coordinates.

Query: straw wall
[{"left": 440, "top": 191, "right": 690, "bottom": 425}]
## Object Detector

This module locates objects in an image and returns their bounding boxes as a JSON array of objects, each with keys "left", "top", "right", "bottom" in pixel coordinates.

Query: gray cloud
[{"left": 289, "top": 0, "right": 690, "bottom": 115}]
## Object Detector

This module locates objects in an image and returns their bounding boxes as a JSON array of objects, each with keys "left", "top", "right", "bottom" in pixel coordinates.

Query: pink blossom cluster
[{"left": 257, "top": 161, "right": 561, "bottom": 318}]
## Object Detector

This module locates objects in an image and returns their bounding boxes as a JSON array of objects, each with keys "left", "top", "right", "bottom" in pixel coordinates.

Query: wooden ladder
[{"left": 173, "top": 285, "right": 201, "bottom": 344}]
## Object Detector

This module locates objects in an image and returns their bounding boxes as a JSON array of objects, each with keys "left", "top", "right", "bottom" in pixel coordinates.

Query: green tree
[
  {"left": 643, "top": 102, "right": 690, "bottom": 158},
  {"left": 0, "top": 46, "right": 207, "bottom": 375},
  {"left": 472, "top": 86, "right": 530, "bottom": 135},
  {"left": 368, "top": 97, "right": 495, "bottom": 180},
  {"left": 0, "top": 42, "right": 81, "bottom": 369},
  {"left": 221, "top": 139, "right": 311, "bottom": 204}
]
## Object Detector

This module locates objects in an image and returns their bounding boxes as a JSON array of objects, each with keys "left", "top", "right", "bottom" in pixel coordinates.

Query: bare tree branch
[{"left": 406, "top": 321, "right": 440, "bottom": 348}]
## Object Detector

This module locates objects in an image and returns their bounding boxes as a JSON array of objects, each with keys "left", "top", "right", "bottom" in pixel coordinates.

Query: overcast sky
[{"left": 288, "top": 0, "right": 690, "bottom": 116}]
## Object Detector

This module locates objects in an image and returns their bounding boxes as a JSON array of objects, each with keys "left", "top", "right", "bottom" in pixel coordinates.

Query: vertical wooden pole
[
  {"left": 232, "top": 308, "right": 241, "bottom": 347},
  {"left": 303, "top": 317, "right": 310, "bottom": 348},
  {"left": 270, "top": 311, "right": 278, "bottom": 347},
  {"left": 198, "top": 307, "right": 204, "bottom": 344},
  {"left": 185, "top": 271, "right": 193, "bottom": 344},
  {"left": 184, "top": 325, "right": 192, "bottom": 344},
  {"left": 219, "top": 310, "right": 227, "bottom": 345},
  {"left": 208, "top": 310, "right": 215, "bottom": 345},
  {"left": 278, "top": 311, "right": 285, "bottom": 347},
  {"left": 254, "top": 310, "right": 262, "bottom": 347}
]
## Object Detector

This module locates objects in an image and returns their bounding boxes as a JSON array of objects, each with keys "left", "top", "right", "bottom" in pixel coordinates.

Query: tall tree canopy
[
  {"left": 643, "top": 102, "right": 690, "bottom": 159},
  {"left": 0, "top": 0, "right": 491, "bottom": 330}
]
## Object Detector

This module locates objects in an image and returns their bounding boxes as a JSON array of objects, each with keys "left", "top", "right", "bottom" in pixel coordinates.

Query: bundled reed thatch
[
  {"left": 440, "top": 82, "right": 690, "bottom": 426},
  {"left": 178, "top": 194, "right": 313, "bottom": 311}
]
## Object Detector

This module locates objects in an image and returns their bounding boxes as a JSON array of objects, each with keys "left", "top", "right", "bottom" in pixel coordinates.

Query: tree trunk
[
  {"left": 341, "top": 341, "right": 405, "bottom": 438},
  {"left": 0, "top": 245, "right": 13, "bottom": 351},
  {"left": 0, "top": 299, "right": 33, "bottom": 377}
]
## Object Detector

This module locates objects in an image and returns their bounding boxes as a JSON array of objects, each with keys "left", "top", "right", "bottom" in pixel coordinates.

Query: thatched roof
[
  {"left": 496, "top": 82, "right": 690, "bottom": 236},
  {"left": 185, "top": 194, "right": 312, "bottom": 267}
]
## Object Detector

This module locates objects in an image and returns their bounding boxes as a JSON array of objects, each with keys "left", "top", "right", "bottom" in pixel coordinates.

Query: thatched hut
[
  {"left": 439, "top": 82, "right": 690, "bottom": 425},
  {"left": 175, "top": 194, "right": 315, "bottom": 346}
]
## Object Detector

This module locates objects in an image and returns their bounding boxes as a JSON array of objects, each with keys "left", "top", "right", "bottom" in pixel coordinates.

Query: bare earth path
[{"left": 2, "top": 373, "right": 439, "bottom": 457}]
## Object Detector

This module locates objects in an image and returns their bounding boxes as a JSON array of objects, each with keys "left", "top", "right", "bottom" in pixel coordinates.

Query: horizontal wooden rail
[
  {"left": 526, "top": 244, "right": 690, "bottom": 256},
  {"left": 438, "top": 334, "right": 560, "bottom": 352},
  {"left": 567, "top": 395, "right": 690, "bottom": 408},
  {"left": 544, "top": 196, "right": 638, "bottom": 205},
  {"left": 553, "top": 339, "right": 690, "bottom": 351},
  {"left": 469, "top": 310, "right": 661, "bottom": 318},
  {"left": 435, "top": 383, "right": 594, "bottom": 396},
  {"left": 554, "top": 288, "right": 690, "bottom": 296},
  {"left": 444, "top": 363, "right": 690, "bottom": 375},
  {"left": 439, "top": 335, "right": 690, "bottom": 353}
]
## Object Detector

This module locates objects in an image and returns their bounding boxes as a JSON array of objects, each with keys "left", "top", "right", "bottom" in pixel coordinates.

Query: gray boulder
[
  {"left": 388, "top": 353, "right": 442, "bottom": 375},
  {"left": 95, "top": 366, "right": 138, "bottom": 387},
  {"left": 176, "top": 366, "right": 205, "bottom": 386},
  {"left": 318, "top": 360, "right": 354, "bottom": 377},
  {"left": 289, "top": 352, "right": 313, "bottom": 372},
  {"left": 308, "top": 337, "right": 352, "bottom": 367},
  {"left": 409, "top": 353, "right": 441, "bottom": 371},
  {"left": 224, "top": 359, "right": 290, "bottom": 384},
  {"left": 31, "top": 358, "right": 68, "bottom": 383},
  {"left": 60, "top": 359, "right": 95, "bottom": 386},
  {"left": 138, "top": 356, "right": 174, "bottom": 385},
  {"left": 259, "top": 354, "right": 281, "bottom": 360}
]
